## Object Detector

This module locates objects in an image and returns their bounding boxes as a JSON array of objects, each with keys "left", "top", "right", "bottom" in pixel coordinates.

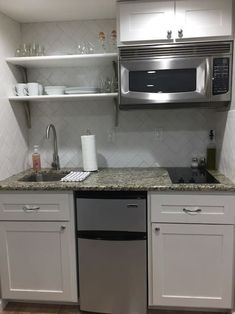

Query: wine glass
[
  {"left": 99, "top": 32, "right": 106, "bottom": 53},
  {"left": 110, "top": 30, "right": 117, "bottom": 52}
]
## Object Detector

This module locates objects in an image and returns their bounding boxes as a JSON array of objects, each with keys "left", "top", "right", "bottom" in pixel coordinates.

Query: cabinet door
[
  {"left": 149, "top": 223, "right": 233, "bottom": 308},
  {"left": 0, "top": 221, "right": 77, "bottom": 302},
  {"left": 118, "top": 1, "right": 175, "bottom": 44},
  {"left": 175, "top": 0, "right": 232, "bottom": 40}
]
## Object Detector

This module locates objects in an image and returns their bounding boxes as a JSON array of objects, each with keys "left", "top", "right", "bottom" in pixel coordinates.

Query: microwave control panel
[{"left": 212, "top": 58, "right": 230, "bottom": 95}]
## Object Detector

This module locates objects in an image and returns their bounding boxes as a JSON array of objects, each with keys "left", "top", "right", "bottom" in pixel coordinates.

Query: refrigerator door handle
[{"left": 77, "top": 230, "right": 147, "bottom": 241}]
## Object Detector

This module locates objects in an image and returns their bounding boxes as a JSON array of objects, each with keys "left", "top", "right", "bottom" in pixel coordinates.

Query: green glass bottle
[{"left": 206, "top": 130, "right": 216, "bottom": 170}]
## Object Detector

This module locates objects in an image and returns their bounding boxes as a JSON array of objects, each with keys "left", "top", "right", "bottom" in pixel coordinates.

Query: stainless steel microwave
[{"left": 119, "top": 41, "right": 233, "bottom": 109}]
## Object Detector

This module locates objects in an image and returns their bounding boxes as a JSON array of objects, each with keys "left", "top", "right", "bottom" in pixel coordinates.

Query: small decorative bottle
[
  {"left": 32, "top": 145, "right": 41, "bottom": 172},
  {"left": 206, "top": 130, "right": 216, "bottom": 170},
  {"left": 191, "top": 157, "right": 199, "bottom": 168}
]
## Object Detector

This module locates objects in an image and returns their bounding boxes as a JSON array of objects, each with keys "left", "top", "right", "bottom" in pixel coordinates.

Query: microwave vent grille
[{"left": 119, "top": 42, "right": 232, "bottom": 59}]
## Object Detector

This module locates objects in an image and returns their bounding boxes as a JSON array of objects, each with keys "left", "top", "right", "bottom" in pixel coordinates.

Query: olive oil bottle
[{"left": 206, "top": 130, "right": 216, "bottom": 170}]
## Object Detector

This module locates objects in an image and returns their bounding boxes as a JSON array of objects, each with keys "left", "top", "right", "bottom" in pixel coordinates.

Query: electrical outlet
[
  {"left": 107, "top": 129, "right": 116, "bottom": 143},
  {"left": 154, "top": 128, "right": 163, "bottom": 141}
]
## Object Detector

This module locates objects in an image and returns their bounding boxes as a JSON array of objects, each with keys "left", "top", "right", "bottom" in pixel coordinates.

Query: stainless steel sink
[{"left": 19, "top": 172, "right": 69, "bottom": 182}]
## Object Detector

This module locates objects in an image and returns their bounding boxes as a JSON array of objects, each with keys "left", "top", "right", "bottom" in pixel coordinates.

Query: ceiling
[{"left": 0, "top": 0, "right": 117, "bottom": 23}]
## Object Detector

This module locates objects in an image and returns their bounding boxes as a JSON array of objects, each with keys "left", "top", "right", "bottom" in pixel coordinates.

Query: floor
[
  {"left": 1, "top": 303, "right": 82, "bottom": 314},
  {"left": 1, "top": 303, "right": 225, "bottom": 314}
]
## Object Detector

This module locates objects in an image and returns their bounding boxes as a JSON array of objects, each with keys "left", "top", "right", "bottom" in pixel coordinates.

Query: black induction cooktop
[{"left": 167, "top": 167, "right": 220, "bottom": 184}]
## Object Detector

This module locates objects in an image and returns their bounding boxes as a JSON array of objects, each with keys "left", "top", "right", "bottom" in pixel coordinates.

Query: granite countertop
[{"left": 0, "top": 167, "right": 234, "bottom": 192}]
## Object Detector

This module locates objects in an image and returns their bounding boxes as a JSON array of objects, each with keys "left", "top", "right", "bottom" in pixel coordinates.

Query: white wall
[
  {"left": 216, "top": 110, "right": 235, "bottom": 182},
  {"left": 216, "top": 1, "right": 235, "bottom": 182},
  {"left": 0, "top": 12, "right": 28, "bottom": 180},
  {"left": 21, "top": 20, "right": 217, "bottom": 168}
]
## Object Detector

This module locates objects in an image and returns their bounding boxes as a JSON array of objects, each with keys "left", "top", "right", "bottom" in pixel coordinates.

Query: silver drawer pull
[
  {"left": 127, "top": 204, "right": 138, "bottom": 208},
  {"left": 183, "top": 208, "right": 202, "bottom": 214},
  {"left": 23, "top": 205, "right": 40, "bottom": 212}
]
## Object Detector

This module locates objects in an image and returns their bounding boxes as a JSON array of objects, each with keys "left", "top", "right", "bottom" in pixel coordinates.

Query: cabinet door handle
[
  {"left": 183, "top": 208, "right": 202, "bottom": 214},
  {"left": 167, "top": 30, "right": 172, "bottom": 39},
  {"left": 178, "top": 29, "right": 183, "bottom": 38},
  {"left": 61, "top": 225, "right": 66, "bottom": 231},
  {"left": 23, "top": 205, "right": 40, "bottom": 211},
  {"left": 155, "top": 227, "right": 160, "bottom": 232}
]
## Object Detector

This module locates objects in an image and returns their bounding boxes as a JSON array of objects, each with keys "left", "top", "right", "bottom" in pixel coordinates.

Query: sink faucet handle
[
  {"left": 51, "top": 161, "right": 58, "bottom": 169},
  {"left": 52, "top": 154, "right": 60, "bottom": 170}
]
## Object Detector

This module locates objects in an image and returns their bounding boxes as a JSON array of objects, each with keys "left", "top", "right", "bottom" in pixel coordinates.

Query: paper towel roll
[{"left": 81, "top": 134, "right": 98, "bottom": 171}]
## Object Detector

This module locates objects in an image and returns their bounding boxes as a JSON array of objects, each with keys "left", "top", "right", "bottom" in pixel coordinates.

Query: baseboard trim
[{"left": 0, "top": 300, "right": 8, "bottom": 312}]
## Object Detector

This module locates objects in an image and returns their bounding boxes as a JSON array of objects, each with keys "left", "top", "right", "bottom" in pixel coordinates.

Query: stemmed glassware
[
  {"left": 15, "top": 43, "right": 45, "bottom": 57},
  {"left": 99, "top": 31, "right": 106, "bottom": 53},
  {"left": 98, "top": 30, "right": 117, "bottom": 53},
  {"left": 77, "top": 42, "right": 94, "bottom": 54},
  {"left": 110, "top": 30, "right": 117, "bottom": 52}
]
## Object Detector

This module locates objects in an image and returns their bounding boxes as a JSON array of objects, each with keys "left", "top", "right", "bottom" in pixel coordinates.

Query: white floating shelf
[
  {"left": 6, "top": 53, "right": 118, "bottom": 68},
  {"left": 9, "top": 93, "right": 118, "bottom": 102}
]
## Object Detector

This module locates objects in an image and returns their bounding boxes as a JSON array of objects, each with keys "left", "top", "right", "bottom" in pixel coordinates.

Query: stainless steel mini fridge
[{"left": 76, "top": 191, "right": 147, "bottom": 314}]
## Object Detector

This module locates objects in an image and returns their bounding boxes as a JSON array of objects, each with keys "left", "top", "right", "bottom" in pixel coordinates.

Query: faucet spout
[{"left": 46, "top": 124, "right": 60, "bottom": 170}]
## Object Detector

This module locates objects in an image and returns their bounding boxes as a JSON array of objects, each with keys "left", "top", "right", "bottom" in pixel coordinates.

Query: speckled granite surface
[{"left": 0, "top": 167, "right": 234, "bottom": 192}]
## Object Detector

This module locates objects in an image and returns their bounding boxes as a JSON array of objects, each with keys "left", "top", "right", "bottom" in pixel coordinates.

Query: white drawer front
[
  {"left": 149, "top": 193, "right": 235, "bottom": 224},
  {"left": 0, "top": 192, "right": 73, "bottom": 221}
]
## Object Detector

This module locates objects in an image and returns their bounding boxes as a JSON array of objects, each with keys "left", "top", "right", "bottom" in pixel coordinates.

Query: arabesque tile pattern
[{"left": 21, "top": 20, "right": 217, "bottom": 168}]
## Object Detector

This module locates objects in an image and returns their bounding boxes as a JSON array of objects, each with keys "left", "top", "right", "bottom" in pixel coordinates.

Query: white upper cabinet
[
  {"left": 118, "top": 1, "right": 175, "bottom": 43},
  {"left": 118, "top": 0, "right": 233, "bottom": 45},
  {"left": 175, "top": 0, "right": 233, "bottom": 41}
]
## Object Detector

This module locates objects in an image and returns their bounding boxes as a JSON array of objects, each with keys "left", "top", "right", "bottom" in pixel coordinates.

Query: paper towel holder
[{"left": 86, "top": 129, "right": 92, "bottom": 135}]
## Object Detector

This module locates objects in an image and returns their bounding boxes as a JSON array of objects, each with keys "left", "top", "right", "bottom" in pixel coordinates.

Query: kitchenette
[{"left": 0, "top": 0, "right": 235, "bottom": 314}]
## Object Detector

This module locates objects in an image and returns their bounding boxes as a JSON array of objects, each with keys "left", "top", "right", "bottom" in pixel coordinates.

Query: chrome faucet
[{"left": 46, "top": 124, "right": 60, "bottom": 170}]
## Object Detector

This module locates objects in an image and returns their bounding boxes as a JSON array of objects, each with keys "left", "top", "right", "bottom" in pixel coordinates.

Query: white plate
[
  {"left": 45, "top": 85, "right": 66, "bottom": 89},
  {"left": 65, "top": 86, "right": 99, "bottom": 92},
  {"left": 65, "top": 90, "right": 99, "bottom": 94},
  {"left": 45, "top": 91, "right": 65, "bottom": 95}
]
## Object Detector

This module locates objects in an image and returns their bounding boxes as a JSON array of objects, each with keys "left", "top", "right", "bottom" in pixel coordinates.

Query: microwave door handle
[{"left": 205, "top": 59, "right": 210, "bottom": 97}]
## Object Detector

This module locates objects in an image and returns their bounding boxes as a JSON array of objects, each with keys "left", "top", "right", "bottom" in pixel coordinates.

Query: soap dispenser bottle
[
  {"left": 206, "top": 130, "right": 216, "bottom": 170},
  {"left": 32, "top": 145, "right": 41, "bottom": 172}
]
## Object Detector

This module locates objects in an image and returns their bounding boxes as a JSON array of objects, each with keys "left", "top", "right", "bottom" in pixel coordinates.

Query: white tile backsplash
[
  {"left": 0, "top": 12, "right": 28, "bottom": 180},
  {"left": 28, "top": 100, "right": 216, "bottom": 168},
  {"left": 21, "top": 19, "right": 217, "bottom": 168}
]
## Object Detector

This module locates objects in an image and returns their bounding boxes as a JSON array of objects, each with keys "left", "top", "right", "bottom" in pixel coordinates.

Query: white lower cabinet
[
  {"left": 150, "top": 223, "right": 233, "bottom": 308},
  {"left": 0, "top": 221, "right": 77, "bottom": 302},
  {"left": 148, "top": 192, "right": 235, "bottom": 310},
  {"left": 0, "top": 192, "right": 77, "bottom": 303}
]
